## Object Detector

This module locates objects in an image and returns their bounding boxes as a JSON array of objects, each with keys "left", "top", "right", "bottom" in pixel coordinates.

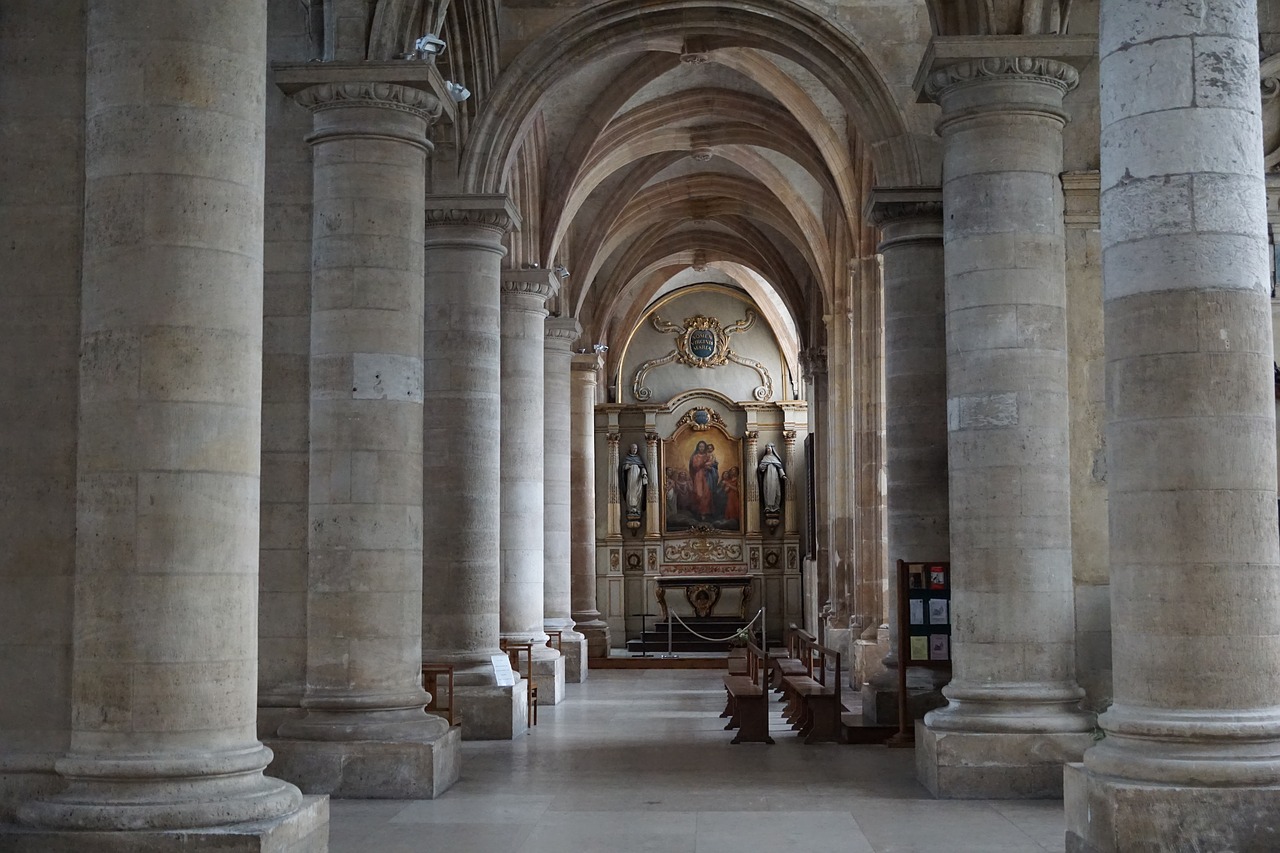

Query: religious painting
[{"left": 661, "top": 422, "right": 744, "bottom": 535}]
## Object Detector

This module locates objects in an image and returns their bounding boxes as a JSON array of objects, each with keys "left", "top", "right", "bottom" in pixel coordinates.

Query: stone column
[
  {"left": 546, "top": 318, "right": 588, "bottom": 682},
  {"left": 422, "top": 196, "right": 528, "bottom": 740},
  {"left": 605, "top": 433, "right": 623, "bottom": 538},
  {"left": 267, "top": 78, "right": 459, "bottom": 799},
  {"left": 863, "top": 190, "right": 950, "bottom": 726},
  {"left": 571, "top": 353, "right": 610, "bottom": 657},
  {"left": 499, "top": 270, "right": 565, "bottom": 705},
  {"left": 782, "top": 430, "right": 799, "bottom": 537},
  {"left": 744, "top": 430, "right": 761, "bottom": 534},
  {"left": 799, "top": 346, "right": 829, "bottom": 634},
  {"left": 14, "top": 1, "right": 325, "bottom": 845},
  {"left": 644, "top": 432, "right": 661, "bottom": 538},
  {"left": 1067, "top": 4, "right": 1280, "bottom": 848},
  {"left": 916, "top": 56, "right": 1094, "bottom": 798}
]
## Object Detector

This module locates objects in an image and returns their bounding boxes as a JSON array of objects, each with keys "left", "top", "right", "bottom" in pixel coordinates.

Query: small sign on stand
[{"left": 888, "top": 559, "right": 952, "bottom": 747}]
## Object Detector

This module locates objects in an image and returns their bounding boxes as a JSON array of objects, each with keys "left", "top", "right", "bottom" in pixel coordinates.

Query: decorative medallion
[
  {"left": 626, "top": 553, "right": 642, "bottom": 571},
  {"left": 675, "top": 406, "right": 727, "bottom": 433},
  {"left": 632, "top": 309, "right": 774, "bottom": 402}
]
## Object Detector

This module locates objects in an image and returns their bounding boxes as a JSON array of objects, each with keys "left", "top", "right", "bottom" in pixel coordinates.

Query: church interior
[{"left": 3, "top": 0, "right": 1280, "bottom": 850}]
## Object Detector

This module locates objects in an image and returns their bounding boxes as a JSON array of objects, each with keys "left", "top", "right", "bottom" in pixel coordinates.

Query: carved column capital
[
  {"left": 546, "top": 317, "right": 584, "bottom": 345},
  {"left": 923, "top": 56, "right": 1080, "bottom": 102},
  {"left": 500, "top": 269, "right": 559, "bottom": 310},
  {"left": 424, "top": 194, "right": 521, "bottom": 234},
  {"left": 294, "top": 81, "right": 443, "bottom": 119}
]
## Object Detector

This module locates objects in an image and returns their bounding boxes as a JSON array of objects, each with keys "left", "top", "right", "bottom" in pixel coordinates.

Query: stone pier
[
  {"left": 545, "top": 318, "right": 589, "bottom": 682},
  {"left": 265, "top": 74, "right": 460, "bottom": 799},
  {"left": 422, "top": 196, "right": 528, "bottom": 740},
  {"left": 499, "top": 270, "right": 565, "bottom": 706},
  {"left": 1066, "top": 3, "right": 1280, "bottom": 849},
  {"left": 571, "top": 353, "right": 610, "bottom": 657},
  {"left": 6, "top": 1, "right": 326, "bottom": 847},
  {"left": 915, "top": 52, "right": 1094, "bottom": 797},
  {"left": 863, "top": 189, "right": 950, "bottom": 726}
]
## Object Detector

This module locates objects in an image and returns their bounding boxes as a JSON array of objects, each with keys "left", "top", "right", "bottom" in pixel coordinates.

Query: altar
[{"left": 655, "top": 575, "right": 753, "bottom": 620}]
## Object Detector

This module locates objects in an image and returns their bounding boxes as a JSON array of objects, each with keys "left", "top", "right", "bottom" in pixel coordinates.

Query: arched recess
[{"left": 460, "top": 0, "right": 921, "bottom": 196}]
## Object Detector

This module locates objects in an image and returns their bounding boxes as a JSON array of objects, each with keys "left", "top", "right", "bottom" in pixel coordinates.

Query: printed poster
[
  {"left": 910, "top": 636, "right": 928, "bottom": 661},
  {"left": 929, "top": 634, "right": 949, "bottom": 661},
  {"left": 909, "top": 599, "right": 924, "bottom": 625},
  {"left": 928, "top": 599, "right": 948, "bottom": 626}
]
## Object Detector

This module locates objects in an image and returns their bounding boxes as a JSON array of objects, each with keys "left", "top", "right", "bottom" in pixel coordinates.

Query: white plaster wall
[{"left": 0, "top": 0, "right": 84, "bottom": 819}]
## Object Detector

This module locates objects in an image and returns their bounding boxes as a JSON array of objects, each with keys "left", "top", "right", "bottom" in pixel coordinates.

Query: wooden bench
[
  {"left": 770, "top": 625, "right": 815, "bottom": 691},
  {"left": 721, "top": 640, "right": 774, "bottom": 744},
  {"left": 778, "top": 638, "right": 846, "bottom": 744}
]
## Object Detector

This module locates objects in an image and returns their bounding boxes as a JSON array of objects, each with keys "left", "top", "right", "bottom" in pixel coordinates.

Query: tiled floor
[{"left": 329, "top": 669, "right": 1066, "bottom": 852}]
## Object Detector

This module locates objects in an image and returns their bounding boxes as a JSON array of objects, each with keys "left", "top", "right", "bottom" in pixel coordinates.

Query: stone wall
[
  {"left": 258, "top": 0, "right": 315, "bottom": 735},
  {"left": 0, "top": 0, "right": 84, "bottom": 820}
]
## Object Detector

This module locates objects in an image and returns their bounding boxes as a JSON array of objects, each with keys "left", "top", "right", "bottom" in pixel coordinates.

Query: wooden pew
[
  {"left": 778, "top": 638, "right": 846, "bottom": 744},
  {"left": 771, "top": 625, "right": 815, "bottom": 691},
  {"left": 721, "top": 640, "right": 774, "bottom": 744}
]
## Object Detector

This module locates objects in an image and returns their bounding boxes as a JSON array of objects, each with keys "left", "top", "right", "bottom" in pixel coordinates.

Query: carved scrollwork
[
  {"left": 674, "top": 406, "right": 728, "bottom": 433},
  {"left": 1263, "top": 55, "right": 1280, "bottom": 172},
  {"left": 662, "top": 538, "right": 744, "bottom": 564},
  {"left": 634, "top": 310, "right": 771, "bottom": 401},
  {"left": 725, "top": 352, "right": 774, "bottom": 401}
]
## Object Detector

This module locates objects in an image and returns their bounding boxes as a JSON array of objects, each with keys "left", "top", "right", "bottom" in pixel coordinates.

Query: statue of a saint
[
  {"left": 621, "top": 443, "right": 648, "bottom": 523},
  {"left": 758, "top": 443, "right": 786, "bottom": 516}
]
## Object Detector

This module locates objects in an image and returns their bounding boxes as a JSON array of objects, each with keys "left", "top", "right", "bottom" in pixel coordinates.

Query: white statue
[
  {"left": 758, "top": 443, "right": 786, "bottom": 515},
  {"left": 621, "top": 443, "right": 648, "bottom": 519}
]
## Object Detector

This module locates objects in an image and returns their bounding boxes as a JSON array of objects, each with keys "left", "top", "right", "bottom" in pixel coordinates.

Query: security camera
[{"left": 446, "top": 81, "right": 471, "bottom": 102}]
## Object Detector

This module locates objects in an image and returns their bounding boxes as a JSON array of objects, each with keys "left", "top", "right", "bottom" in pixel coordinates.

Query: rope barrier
[{"left": 668, "top": 608, "right": 764, "bottom": 643}]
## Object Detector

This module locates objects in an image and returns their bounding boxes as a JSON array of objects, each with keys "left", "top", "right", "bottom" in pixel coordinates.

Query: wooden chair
[
  {"left": 500, "top": 640, "right": 537, "bottom": 726},
  {"left": 421, "top": 662, "right": 455, "bottom": 726}
]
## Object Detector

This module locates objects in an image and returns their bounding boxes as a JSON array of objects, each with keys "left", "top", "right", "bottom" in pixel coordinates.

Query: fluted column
[
  {"left": 1068, "top": 4, "right": 1280, "bottom": 848},
  {"left": 422, "top": 196, "right": 528, "bottom": 740},
  {"left": 782, "top": 430, "right": 799, "bottom": 537},
  {"left": 571, "top": 353, "right": 610, "bottom": 657},
  {"left": 744, "top": 431, "right": 761, "bottom": 535},
  {"left": 545, "top": 318, "right": 588, "bottom": 682},
  {"left": 916, "top": 56, "right": 1093, "bottom": 798},
  {"left": 18, "top": 0, "right": 313, "bottom": 838},
  {"left": 863, "top": 190, "right": 950, "bottom": 724},
  {"left": 605, "top": 433, "right": 622, "bottom": 539},
  {"left": 644, "top": 432, "right": 661, "bottom": 538}
]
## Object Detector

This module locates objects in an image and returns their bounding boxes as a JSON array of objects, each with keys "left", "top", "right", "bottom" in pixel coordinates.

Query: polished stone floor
[{"left": 329, "top": 669, "right": 1066, "bottom": 852}]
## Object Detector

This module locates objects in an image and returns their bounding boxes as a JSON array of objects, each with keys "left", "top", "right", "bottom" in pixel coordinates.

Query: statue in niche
[
  {"left": 621, "top": 443, "right": 648, "bottom": 532},
  {"left": 758, "top": 443, "right": 787, "bottom": 530}
]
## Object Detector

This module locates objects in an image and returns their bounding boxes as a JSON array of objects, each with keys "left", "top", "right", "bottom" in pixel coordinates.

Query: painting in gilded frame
[{"left": 661, "top": 423, "right": 744, "bottom": 534}]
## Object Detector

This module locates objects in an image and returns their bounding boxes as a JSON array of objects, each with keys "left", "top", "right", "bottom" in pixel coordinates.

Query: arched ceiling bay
[{"left": 452, "top": 0, "right": 938, "bottom": 381}]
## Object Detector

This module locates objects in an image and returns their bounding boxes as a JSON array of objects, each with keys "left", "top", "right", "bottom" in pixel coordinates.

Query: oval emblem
[
  {"left": 693, "top": 409, "right": 711, "bottom": 426},
  {"left": 688, "top": 329, "right": 717, "bottom": 359}
]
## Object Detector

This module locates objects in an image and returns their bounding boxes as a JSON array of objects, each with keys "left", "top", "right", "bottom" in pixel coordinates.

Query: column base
[
  {"left": 916, "top": 721, "right": 1093, "bottom": 798},
  {"left": 574, "top": 620, "right": 611, "bottom": 659},
  {"left": 0, "top": 795, "right": 328, "bottom": 852},
  {"left": 852, "top": 634, "right": 890, "bottom": 689},
  {"left": 559, "top": 636, "right": 588, "bottom": 683},
  {"left": 1064, "top": 762, "right": 1280, "bottom": 852},
  {"left": 454, "top": 683, "right": 529, "bottom": 740},
  {"left": 531, "top": 655, "right": 567, "bottom": 706},
  {"left": 860, "top": 671, "right": 947, "bottom": 726},
  {"left": 264, "top": 725, "right": 460, "bottom": 799}
]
